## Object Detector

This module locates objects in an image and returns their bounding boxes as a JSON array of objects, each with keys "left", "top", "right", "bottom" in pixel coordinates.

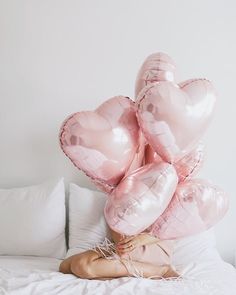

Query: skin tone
[
  {"left": 111, "top": 229, "right": 162, "bottom": 256},
  {"left": 59, "top": 228, "right": 179, "bottom": 280}
]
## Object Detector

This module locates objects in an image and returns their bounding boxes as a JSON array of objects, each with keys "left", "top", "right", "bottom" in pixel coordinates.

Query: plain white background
[{"left": 0, "top": 0, "right": 235, "bottom": 263}]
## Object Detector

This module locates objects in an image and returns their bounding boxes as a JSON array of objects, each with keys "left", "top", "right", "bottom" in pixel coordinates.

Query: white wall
[{"left": 0, "top": 0, "right": 235, "bottom": 263}]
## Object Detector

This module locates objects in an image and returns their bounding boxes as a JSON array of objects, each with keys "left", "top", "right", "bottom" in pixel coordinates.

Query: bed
[
  {"left": 0, "top": 179, "right": 236, "bottom": 295},
  {"left": 0, "top": 252, "right": 236, "bottom": 295}
]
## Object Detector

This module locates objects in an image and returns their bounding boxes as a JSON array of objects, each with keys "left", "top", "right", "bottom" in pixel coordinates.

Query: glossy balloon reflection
[
  {"left": 135, "top": 52, "right": 176, "bottom": 98},
  {"left": 144, "top": 142, "right": 205, "bottom": 182},
  {"left": 136, "top": 79, "right": 216, "bottom": 163},
  {"left": 124, "top": 130, "right": 146, "bottom": 177},
  {"left": 59, "top": 96, "right": 141, "bottom": 193},
  {"left": 148, "top": 179, "right": 229, "bottom": 240},
  {"left": 104, "top": 162, "right": 178, "bottom": 235}
]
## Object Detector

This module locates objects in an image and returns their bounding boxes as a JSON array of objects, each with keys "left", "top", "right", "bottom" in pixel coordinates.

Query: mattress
[{"left": 0, "top": 255, "right": 236, "bottom": 295}]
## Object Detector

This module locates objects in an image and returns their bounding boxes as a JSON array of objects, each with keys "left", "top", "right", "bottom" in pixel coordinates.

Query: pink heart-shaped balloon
[
  {"left": 59, "top": 96, "right": 142, "bottom": 193},
  {"left": 104, "top": 162, "right": 178, "bottom": 235},
  {"left": 136, "top": 79, "right": 216, "bottom": 163},
  {"left": 135, "top": 52, "right": 176, "bottom": 98},
  {"left": 144, "top": 141, "right": 205, "bottom": 183},
  {"left": 148, "top": 179, "right": 229, "bottom": 240}
]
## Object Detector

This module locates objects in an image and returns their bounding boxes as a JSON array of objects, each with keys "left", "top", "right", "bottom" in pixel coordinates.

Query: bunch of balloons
[{"left": 59, "top": 52, "right": 229, "bottom": 240}]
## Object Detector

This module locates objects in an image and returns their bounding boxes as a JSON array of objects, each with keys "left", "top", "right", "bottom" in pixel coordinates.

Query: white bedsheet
[{"left": 0, "top": 255, "right": 236, "bottom": 295}]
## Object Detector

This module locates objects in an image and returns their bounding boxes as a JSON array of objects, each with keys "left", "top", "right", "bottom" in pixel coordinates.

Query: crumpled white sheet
[{"left": 0, "top": 256, "right": 236, "bottom": 295}]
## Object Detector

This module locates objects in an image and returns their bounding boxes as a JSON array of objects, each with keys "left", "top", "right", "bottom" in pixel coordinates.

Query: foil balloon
[
  {"left": 135, "top": 52, "right": 176, "bottom": 98},
  {"left": 144, "top": 142, "right": 205, "bottom": 182},
  {"left": 174, "top": 142, "right": 204, "bottom": 182},
  {"left": 148, "top": 179, "right": 229, "bottom": 240},
  {"left": 124, "top": 130, "right": 146, "bottom": 177},
  {"left": 104, "top": 162, "right": 178, "bottom": 235},
  {"left": 136, "top": 79, "right": 216, "bottom": 163},
  {"left": 59, "top": 96, "right": 142, "bottom": 193}
]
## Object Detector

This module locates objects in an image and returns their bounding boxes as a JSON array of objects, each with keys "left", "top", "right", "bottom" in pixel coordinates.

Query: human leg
[{"left": 59, "top": 249, "right": 178, "bottom": 280}]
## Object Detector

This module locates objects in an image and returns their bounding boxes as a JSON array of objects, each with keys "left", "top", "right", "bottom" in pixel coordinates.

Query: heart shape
[
  {"left": 104, "top": 162, "right": 178, "bottom": 235},
  {"left": 136, "top": 79, "right": 216, "bottom": 163},
  {"left": 59, "top": 96, "right": 141, "bottom": 193},
  {"left": 148, "top": 179, "right": 229, "bottom": 239}
]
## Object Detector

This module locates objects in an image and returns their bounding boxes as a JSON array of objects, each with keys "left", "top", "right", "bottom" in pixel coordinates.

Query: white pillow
[
  {"left": 66, "top": 183, "right": 110, "bottom": 258},
  {"left": 0, "top": 178, "right": 66, "bottom": 259},
  {"left": 172, "top": 229, "right": 221, "bottom": 267}
]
